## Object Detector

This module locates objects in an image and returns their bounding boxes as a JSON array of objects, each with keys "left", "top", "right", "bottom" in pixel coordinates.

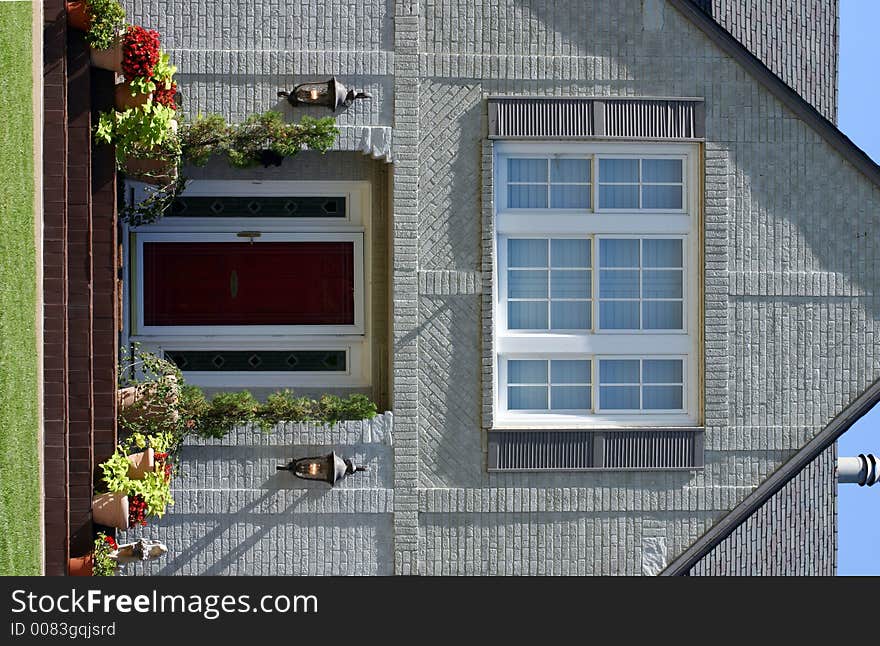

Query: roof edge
[
  {"left": 672, "top": 0, "right": 880, "bottom": 186},
  {"left": 661, "top": 376, "right": 880, "bottom": 576}
]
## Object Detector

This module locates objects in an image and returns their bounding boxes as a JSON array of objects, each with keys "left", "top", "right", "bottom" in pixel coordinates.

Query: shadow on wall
[{"left": 137, "top": 492, "right": 394, "bottom": 576}]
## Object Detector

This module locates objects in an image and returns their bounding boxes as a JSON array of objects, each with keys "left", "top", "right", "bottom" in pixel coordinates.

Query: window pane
[
  {"left": 599, "top": 270, "right": 639, "bottom": 298},
  {"left": 509, "top": 270, "right": 548, "bottom": 298},
  {"left": 643, "top": 359, "right": 683, "bottom": 383},
  {"left": 599, "top": 158, "right": 639, "bottom": 182},
  {"left": 551, "top": 360, "right": 591, "bottom": 383},
  {"left": 509, "top": 185, "right": 548, "bottom": 208},
  {"left": 508, "top": 359, "right": 548, "bottom": 384},
  {"left": 642, "top": 159, "right": 682, "bottom": 183},
  {"left": 599, "top": 184, "right": 639, "bottom": 209},
  {"left": 600, "top": 301, "right": 639, "bottom": 329},
  {"left": 550, "top": 185, "right": 590, "bottom": 208},
  {"left": 509, "top": 239, "right": 548, "bottom": 267},
  {"left": 508, "top": 386, "right": 548, "bottom": 410},
  {"left": 642, "top": 185, "right": 683, "bottom": 209},
  {"left": 550, "top": 158, "right": 590, "bottom": 183},
  {"left": 643, "top": 385, "right": 683, "bottom": 409},
  {"left": 643, "top": 239, "right": 682, "bottom": 267},
  {"left": 642, "top": 301, "right": 683, "bottom": 329},
  {"left": 600, "top": 359, "right": 640, "bottom": 383},
  {"left": 509, "top": 302, "right": 548, "bottom": 329},
  {"left": 551, "top": 270, "right": 590, "bottom": 299},
  {"left": 551, "top": 239, "right": 590, "bottom": 267},
  {"left": 551, "top": 386, "right": 591, "bottom": 410},
  {"left": 600, "top": 239, "right": 639, "bottom": 267},
  {"left": 509, "top": 158, "right": 547, "bottom": 182},
  {"left": 600, "top": 385, "right": 640, "bottom": 410},
  {"left": 642, "top": 270, "right": 682, "bottom": 298},
  {"left": 551, "top": 302, "right": 590, "bottom": 329}
]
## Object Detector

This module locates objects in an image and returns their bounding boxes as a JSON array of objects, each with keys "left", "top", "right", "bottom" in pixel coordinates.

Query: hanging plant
[
  {"left": 116, "top": 113, "right": 339, "bottom": 226},
  {"left": 121, "top": 25, "right": 161, "bottom": 80}
]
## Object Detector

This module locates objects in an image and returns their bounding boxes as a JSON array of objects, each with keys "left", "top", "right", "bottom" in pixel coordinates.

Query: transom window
[
  {"left": 494, "top": 142, "right": 700, "bottom": 428},
  {"left": 500, "top": 153, "right": 685, "bottom": 212}
]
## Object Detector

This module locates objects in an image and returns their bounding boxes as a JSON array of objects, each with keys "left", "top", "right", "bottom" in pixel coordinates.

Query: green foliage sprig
[
  {"left": 95, "top": 101, "right": 181, "bottom": 169},
  {"left": 93, "top": 533, "right": 118, "bottom": 577},
  {"left": 83, "top": 0, "right": 126, "bottom": 50}
]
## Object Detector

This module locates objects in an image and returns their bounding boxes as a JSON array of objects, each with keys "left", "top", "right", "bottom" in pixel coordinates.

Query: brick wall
[
  {"left": 43, "top": 1, "right": 118, "bottom": 572},
  {"left": 116, "top": 0, "right": 873, "bottom": 575}
]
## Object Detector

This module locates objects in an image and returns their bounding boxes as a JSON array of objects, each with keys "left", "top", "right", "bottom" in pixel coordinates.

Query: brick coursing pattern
[
  {"left": 704, "top": 0, "right": 839, "bottom": 123},
  {"left": 122, "top": 418, "right": 395, "bottom": 576},
  {"left": 114, "top": 0, "right": 869, "bottom": 575},
  {"left": 690, "top": 443, "right": 838, "bottom": 576}
]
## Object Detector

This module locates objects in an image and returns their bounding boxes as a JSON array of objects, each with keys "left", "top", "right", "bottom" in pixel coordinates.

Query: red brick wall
[{"left": 43, "top": 0, "right": 118, "bottom": 573}]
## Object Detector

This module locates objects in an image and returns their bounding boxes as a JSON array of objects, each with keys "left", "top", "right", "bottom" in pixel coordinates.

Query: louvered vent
[
  {"left": 488, "top": 97, "right": 705, "bottom": 140},
  {"left": 603, "top": 431, "right": 698, "bottom": 469},
  {"left": 492, "top": 99, "right": 595, "bottom": 139},
  {"left": 488, "top": 429, "right": 703, "bottom": 471},
  {"left": 603, "top": 100, "right": 700, "bottom": 139},
  {"left": 490, "top": 431, "right": 595, "bottom": 471}
]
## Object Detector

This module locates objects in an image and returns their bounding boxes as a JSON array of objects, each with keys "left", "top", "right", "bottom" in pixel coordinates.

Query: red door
[{"left": 143, "top": 241, "right": 355, "bottom": 326}]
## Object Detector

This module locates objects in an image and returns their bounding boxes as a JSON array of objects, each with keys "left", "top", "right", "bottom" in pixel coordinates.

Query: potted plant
[
  {"left": 95, "top": 441, "right": 174, "bottom": 529},
  {"left": 66, "top": 0, "right": 125, "bottom": 47},
  {"left": 68, "top": 533, "right": 118, "bottom": 576},
  {"left": 91, "top": 491, "right": 129, "bottom": 529},
  {"left": 116, "top": 49, "right": 177, "bottom": 111},
  {"left": 95, "top": 101, "right": 181, "bottom": 184},
  {"left": 83, "top": 0, "right": 128, "bottom": 70}
]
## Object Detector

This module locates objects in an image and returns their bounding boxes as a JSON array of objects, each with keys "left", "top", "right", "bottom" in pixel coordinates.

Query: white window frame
[
  {"left": 494, "top": 142, "right": 700, "bottom": 429},
  {"left": 123, "top": 180, "right": 372, "bottom": 389}
]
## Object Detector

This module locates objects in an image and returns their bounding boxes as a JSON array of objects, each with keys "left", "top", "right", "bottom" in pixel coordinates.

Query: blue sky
[{"left": 836, "top": 0, "right": 880, "bottom": 576}]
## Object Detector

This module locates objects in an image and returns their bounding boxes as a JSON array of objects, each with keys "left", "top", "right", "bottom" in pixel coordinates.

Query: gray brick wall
[
  {"left": 690, "top": 442, "right": 838, "bottom": 576},
  {"left": 705, "top": 0, "right": 839, "bottom": 123},
  {"left": 118, "top": 0, "right": 871, "bottom": 575},
  {"left": 121, "top": 416, "right": 395, "bottom": 576}
]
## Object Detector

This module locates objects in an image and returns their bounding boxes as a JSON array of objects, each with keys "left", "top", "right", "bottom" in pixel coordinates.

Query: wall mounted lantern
[
  {"left": 277, "top": 451, "right": 366, "bottom": 486},
  {"left": 277, "top": 76, "right": 370, "bottom": 112}
]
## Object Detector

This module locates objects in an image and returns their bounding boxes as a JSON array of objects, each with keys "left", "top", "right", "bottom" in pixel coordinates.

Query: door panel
[{"left": 143, "top": 241, "right": 355, "bottom": 326}]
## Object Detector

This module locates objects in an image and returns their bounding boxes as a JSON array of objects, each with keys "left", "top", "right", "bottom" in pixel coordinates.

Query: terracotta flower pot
[
  {"left": 92, "top": 492, "right": 129, "bottom": 530},
  {"left": 121, "top": 156, "right": 179, "bottom": 186},
  {"left": 68, "top": 554, "right": 94, "bottom": 576},
  {"left": 90, "top": 39, "right": 123, "bottom": 72},
  {"left": 127, "top": 447, "right": 156, "bottom": 479},
  {"left": 114, "top": 82, "right": 151, "bottom": 111},
  {"left": 118, "top": 375, "right": 180, "bottom": 424},
  {"left": 66, "top": 1, "right": 90, "bottom": 32}
]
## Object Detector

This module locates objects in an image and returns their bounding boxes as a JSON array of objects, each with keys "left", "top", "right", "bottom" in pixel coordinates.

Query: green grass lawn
[{"left": 0, "top": 1, "right": 40, "bottom": 576}]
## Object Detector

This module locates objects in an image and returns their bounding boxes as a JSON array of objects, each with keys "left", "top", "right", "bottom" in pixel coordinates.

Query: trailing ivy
[{"left": 117, "top": 112, "right": 340, "bottom": 226}]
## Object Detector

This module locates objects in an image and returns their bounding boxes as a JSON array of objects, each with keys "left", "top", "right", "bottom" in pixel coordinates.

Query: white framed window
[
  {"left": 123, "top": 180, "right": 372, "bottom": 389},
  {"left": 494, "top": 142, "right": 700, "bottom": 428}
]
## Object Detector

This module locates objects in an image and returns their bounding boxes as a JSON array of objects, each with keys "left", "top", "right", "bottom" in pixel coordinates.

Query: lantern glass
[
  {"left": 294, "top": 82, "right": 331, "bottom": 105},
  {"left": 294, "top": 457, "right": 329, "bottom": 481}
]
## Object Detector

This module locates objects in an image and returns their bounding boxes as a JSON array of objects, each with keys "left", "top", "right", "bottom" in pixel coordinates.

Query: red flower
[
  {"left": 121, "top": 26, "right": 161, "bottom": 81},
  {"left": 154, "top": 451, "right": 168, "bottom": 461},
  {"left": 127, "top": 494, "right": 148, "bottom": 528},
  {"left": 104, "top": 535, "right": 118, "bottom": 550},
  {"left": 154, "top": 82, "right": 178, "bottom": 110}
]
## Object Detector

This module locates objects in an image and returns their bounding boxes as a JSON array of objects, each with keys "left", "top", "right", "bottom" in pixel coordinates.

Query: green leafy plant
[
  {"left": 95, "top": 101, "right": 181, "bottom": 168},
  {"left": 178, "top": 113, "right": 229, "bottom": 167},
  {"left": 128, "top": 470, "right": 174, "bottom": 519},
  {"left": 256, "top": 391, "right": 378, "bottom": 430},
  {"left": 128, "top": 50, "right": 178, "bottom": 97},
  {"left": 93, "top": 533, "right": 118, "bottom": 577},
  {"left": 119, "top": 173, "right": 187, "bottom": 227},
  {"left": 83, "top": 0, "right": 126, "bottom": 50},
  {"left": 225, "top": 112, "right": 339, "bottom": 168}
]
